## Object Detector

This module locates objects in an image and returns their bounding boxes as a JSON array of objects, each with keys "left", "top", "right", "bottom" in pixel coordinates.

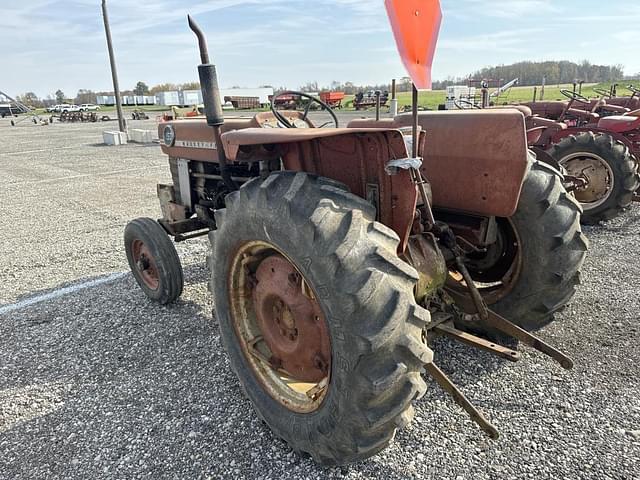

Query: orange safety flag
[{"left": 385, "top": 0, "right": 442, "bottom": 90}]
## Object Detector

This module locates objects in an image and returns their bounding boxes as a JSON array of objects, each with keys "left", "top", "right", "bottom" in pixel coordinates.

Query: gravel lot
[{"left": 1, "top": 114, "right": 639, "bottom": 480}]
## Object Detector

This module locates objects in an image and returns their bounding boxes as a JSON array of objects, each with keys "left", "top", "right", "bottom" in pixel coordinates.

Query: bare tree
[
  {"left": 149, "top": 83, "right": 179, "bottom": 94},
  {"left": 300, "top": 81, "right": 319, "bottom": 93},
  {"left": 181, "top": 81, "right": 201, "bottom": 90},
  {"left": 75, "top": 89, "right": 97, "bottom": 105},
  {"left": 17, "top": 92, "right": 42, "bottom": 108}
]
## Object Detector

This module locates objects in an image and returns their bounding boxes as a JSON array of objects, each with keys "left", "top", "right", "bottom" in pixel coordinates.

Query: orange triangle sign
[{"left": 385, "top": 0, "right": 442, "bottom": 90}]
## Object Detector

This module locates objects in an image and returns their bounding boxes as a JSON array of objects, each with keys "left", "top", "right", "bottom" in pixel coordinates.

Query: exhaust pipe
[{"left": 187, "top": 15, "right": 237, "bottom": 190}]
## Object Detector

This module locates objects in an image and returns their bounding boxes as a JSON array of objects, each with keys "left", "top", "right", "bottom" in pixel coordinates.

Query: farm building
[
  {"left": 96, "top": 95, "right": 157, "bottom": 106},
  {"left": 95, "top": 87, "right": 274, "bottom": 108}
]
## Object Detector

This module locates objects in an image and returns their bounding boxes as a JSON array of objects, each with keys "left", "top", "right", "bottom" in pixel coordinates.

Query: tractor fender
[
  {"left": 222, "top": 127, "right": 419, "bottom": 253},
  {"left": 349, "top": 110, "right": 530, "bottom": 218}
]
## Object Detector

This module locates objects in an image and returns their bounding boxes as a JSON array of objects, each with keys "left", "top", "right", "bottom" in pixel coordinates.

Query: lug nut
[{"left": 288, "top": 272, "right": 300, "bottom": 285}]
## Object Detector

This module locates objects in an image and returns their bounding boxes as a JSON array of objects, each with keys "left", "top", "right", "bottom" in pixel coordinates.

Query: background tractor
[
  {"left": 520, "top": 89, "right": 640, "bottom": 220},
  {"left": 124, "top": 5, "right": 586, "bottom": 466},
  {"left": 456, "top": 84, "right": 639, "bottom": 224}
]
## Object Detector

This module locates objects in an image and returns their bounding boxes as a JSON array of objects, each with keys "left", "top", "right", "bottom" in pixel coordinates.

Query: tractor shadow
[{"left": 0, "top": 263, "right": 552, "bottom": 480}]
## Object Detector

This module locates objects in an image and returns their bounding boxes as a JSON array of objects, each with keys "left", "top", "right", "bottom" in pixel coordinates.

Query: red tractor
[
  {"left": 457, "top": 86, "right": 639, "bottom": 224},
  {"left": 520, "top": 89, "right": 640, "bottom": 222},
  {"left": 573, "top": 84, "right": 640, "bottom": 114},
  {"left": 124, "top": 10, "right": 586, "bottom": 465}
]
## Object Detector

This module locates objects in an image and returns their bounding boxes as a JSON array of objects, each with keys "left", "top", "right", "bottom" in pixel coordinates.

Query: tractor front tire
[
  {"left": 124, "top": 217, "right": 184, "bottom": 304},
  {"left": 548, "top": 132, "right": 639, "bottom": 224},
  {"left": 210, "top": 172, "right": 431, "bottom": 466},
  {"left": 458, "top": 161, "right": 588, "bottom": 333}
]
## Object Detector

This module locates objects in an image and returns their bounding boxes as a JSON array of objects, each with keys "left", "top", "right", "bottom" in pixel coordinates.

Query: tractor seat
[{"left": 598, "top": 115, "right": 640, "bottom": 133}]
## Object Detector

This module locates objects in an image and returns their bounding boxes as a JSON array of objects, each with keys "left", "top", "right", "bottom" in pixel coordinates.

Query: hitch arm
[
  {"left": 445, "top": 287, "right": 574, "bottom": 370},
  {"left": 425, "top": 362, "right": 499, "bottom": 439}
]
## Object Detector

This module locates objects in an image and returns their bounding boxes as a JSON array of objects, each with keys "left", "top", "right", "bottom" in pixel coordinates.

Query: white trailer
[
  {"left": 181, "top": 90, "right": 202, "bottom": 106},
  {"left": 97, "top": 95, "right": 116, "bottom": 106},
  {"left": 156, "top": 91, "right": 181, "bottom": 106}
]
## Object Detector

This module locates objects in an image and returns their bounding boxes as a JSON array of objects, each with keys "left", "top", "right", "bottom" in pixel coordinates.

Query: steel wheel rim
[
  {"left": 228, "top": 241, "right": 331, "bottom": 413},
  {"left": 131, "top": 239, "right": 160, "bottom": 290},
  {"left": 448, "top": 218, "right": 523, "bottom": 304},
  {"left": 560, "top": 152, "right": 614, "bottom": 210}
]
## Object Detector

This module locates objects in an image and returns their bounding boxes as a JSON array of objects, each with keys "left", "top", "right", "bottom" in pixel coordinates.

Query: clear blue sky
[{"left": 1, "top": 0, "right": 638, "bottom": 99}]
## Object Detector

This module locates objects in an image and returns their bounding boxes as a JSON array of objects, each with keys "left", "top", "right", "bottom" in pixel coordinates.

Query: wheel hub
[
  {"left": 252, "top": 255, "right": 330, "bottom": 383},
  {"left": 131, "top": 240, "right": 159, "bottom": 290},
  {"left": 561, "top": 153, "right": 613, "bottom": 207}
]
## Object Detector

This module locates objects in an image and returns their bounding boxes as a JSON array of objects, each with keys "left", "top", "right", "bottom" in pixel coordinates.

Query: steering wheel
[
  {"left": 560, "top": 89, "right": 591, "bottom": 105},
  {"left": 454, "top": 99, "right": 481, "bottom": 110},
  {"left": 593, "top": 87, "right": 611, "bottom": 98},
  {"left": 270, "top": 91, "right": 339, "bottom": 128}
]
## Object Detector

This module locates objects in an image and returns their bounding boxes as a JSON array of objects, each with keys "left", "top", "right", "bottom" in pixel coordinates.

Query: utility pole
[{"left": 101, "top": 0, "right": 126, "bottom": 133}]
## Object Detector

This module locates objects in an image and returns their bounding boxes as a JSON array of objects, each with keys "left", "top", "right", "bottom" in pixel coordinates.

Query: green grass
[
  {"left": 341, "top": 82, "right": 636, "bottom": 111},
  {"left": 28, "top": 82, "right": 636, "bottom": 117}
]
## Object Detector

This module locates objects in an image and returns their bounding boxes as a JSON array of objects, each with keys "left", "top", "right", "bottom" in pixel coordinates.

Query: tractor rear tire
[
  {"left": 210, "top": 171, "right": 431, "bottom": 466},
  {"left": 124, "top": 217, "right": 184, "bottom": 304},
  {"left": 548, "top": 132, "right": 639, "bottom": 224},
  {"left": 457, "top": 161, "right": 588, "bottom": 334}
]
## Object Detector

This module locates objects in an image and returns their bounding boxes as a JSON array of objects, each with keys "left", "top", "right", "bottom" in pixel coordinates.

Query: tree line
[{"left": 432, "top": 60, "right": 627, "bottom": 90}]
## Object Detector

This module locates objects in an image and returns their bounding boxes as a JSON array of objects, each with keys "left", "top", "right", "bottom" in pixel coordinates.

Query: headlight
[{"left": 163, "top": 124, "right": 176, "bottom": 146}]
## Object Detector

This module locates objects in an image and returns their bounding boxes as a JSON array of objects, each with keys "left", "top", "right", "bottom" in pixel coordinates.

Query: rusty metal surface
[
  {"left": 252, "top": 255, "right": 330, "bottom": 383},
  {"left": 156, "top": 184, "right": 187, "bottom": 223},
  {"left": 159, "top": 112, "right": 317, "bottom": 163},
  {"left": 561, "top": 154, "right": 613, "bottom": 207},
  {"left": 526, "top": 126, "right": 546, "bottom": 144},
  {"left": 402, "top": 233, "right": 448, "bottom": 303},
  {"left": 521, "top": 101, "right": 568, "bottom": 119},
  {"left": 525, "top": 116, "right": 566, "bottom": 148},
  {"left": 425, "top": 362, "right": 500, "bottom": 439},
  {"left": 346, "top": 118, "right": 396, "bottom": 129},
  {"left": 445, "top": 288, "right": 574, "bottom": 370},
  {"left": 131, "top": 239, "right": 159, "bottom": 290},
  {"left": 280, "top": 130, "right": 418, "bottom": 252},
  {"left": 221, "top": 127, "right": 389, "bottom": 160},
  {"left": 433, "top": 322, "right": 521, "bottom": 362},
  {"left": 348, "top": 111, "right": 530, "bottom": 218},
  {"left": 488, "top": 104, "right": 532, "bottom": 117},
  {"left": 159, "top": 117, "right": 257, "bottom": 162},
  {"left": 394, "top": 110, "right": 529, "bottom": 218}
]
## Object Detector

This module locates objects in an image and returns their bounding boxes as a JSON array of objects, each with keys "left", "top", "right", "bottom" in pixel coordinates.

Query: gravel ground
[{"left": 0, "top": 115, "right": 639, "bottom": 480}]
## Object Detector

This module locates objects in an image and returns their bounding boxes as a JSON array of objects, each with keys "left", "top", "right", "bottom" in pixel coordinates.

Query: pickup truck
[
  {"left": 48, "top": 104, "right": 80, "bottom": 113},
  {"left": 60, "top": 104, "right": 80, "bottom": 113},
  {"left": 80, "top": 104, "right": 100, "bottom": 111}
]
